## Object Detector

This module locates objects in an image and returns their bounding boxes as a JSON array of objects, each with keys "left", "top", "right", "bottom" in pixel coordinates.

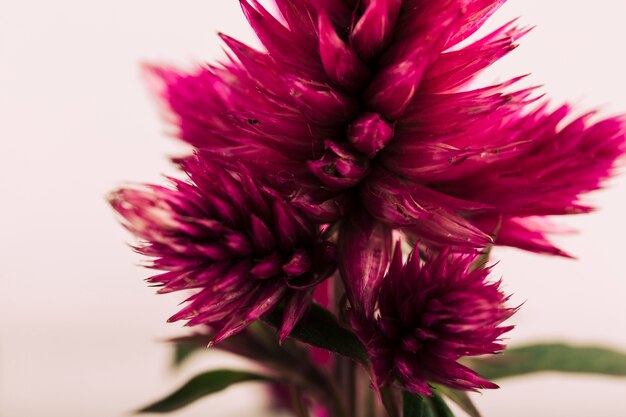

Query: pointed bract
[{"left": 338, "top": 211, "right": 393, "bottom": 318}]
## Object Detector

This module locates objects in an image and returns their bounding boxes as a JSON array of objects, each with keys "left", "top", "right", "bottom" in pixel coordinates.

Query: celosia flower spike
[
  {"left": 109, "top": 155, "right": 336, "bottom": 343},
  {"left": 148, "top": 0, "right": 626, "bottom": 257},
  {"left": 350, "top": 242, "right": 515, "bottom": 395}
]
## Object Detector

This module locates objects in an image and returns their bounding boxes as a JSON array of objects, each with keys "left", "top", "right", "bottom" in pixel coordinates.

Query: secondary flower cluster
[{"left": 111, "top": 0, "right": 625, "bottom": 396}]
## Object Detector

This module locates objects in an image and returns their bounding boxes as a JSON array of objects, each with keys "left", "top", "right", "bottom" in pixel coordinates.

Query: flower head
[
  {"left": 147, "top": 0, "right": 625, "bottom": 258},
  {"left": 350, "top": 243, "right": 515, "bottom": 395},
  {"left": 109, "top": 156, "right": 335, "bottom": 342}
]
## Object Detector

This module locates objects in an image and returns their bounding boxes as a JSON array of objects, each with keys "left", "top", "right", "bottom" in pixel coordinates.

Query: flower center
[
  {"left": 307, "top": 112, "right": 395, "bottom": 190},
  {"left": 307, "top": 139, "right": 371, "bottom": 190}
]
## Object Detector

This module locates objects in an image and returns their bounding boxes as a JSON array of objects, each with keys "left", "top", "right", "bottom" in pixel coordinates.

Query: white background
[{"left": 2, "top": 1, "right": 626, "bottom": 416}]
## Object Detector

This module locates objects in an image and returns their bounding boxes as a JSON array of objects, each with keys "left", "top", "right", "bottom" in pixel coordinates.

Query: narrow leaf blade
[
  {"left": 403, "top": 391, "right": 431, "bottom": 417},
  {"left": 139, "top": 369, "right": 270, "bottom": 413},
  {"left": 173, "top": 341, "right": 203, "bottom": 368},
  {"left": 264, "top": 303, "right": 370, "bottom": 364},
  {"left": 471, "top": 343, "right": 626, "bottom": 380},
  {"left": 434, "top": 385, "right": 482, "bottom": 417},
  {"left": 426, "top": 392, "right": 456, "bottom": 417},
  {"left": 403, "top": 391, "right": 456, "bottom": 417}
]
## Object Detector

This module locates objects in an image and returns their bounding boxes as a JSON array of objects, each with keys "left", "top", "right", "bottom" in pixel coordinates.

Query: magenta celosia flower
[
  {"left": 147, "top": 0, "right": 625, "bottom": 258},
  {"left": 109, "top": 155, "right": 336, "bottom": 342},
  {"left": 350, "top": 243, "right": 515, "bottom": 395}
]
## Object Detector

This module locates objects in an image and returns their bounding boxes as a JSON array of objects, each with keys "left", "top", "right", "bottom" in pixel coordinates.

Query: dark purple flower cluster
[{"left": 111, "top": 0, "right": 625, "bottom": 395}]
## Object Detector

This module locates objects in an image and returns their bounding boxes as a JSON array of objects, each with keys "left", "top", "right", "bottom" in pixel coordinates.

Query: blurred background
[{"left": 1, "top": 1, "right": 625, "bottom": 416}]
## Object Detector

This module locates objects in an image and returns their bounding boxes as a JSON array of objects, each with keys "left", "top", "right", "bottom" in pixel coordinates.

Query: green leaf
[
  {"left": 433, "top": 385, "right": 481, "bottom": 417},
  {"left": 471, "top": 343, "right": 626, "bottom": 380},
  {"left": 427, "top": 393, "right": 455, "bottom": 417},
  {"left": 172, "top": 342, "right": 203, "bottom": 368},
  {"left": 381, "top": 387, "right": 401, "bottom": 417},
  {"left": 403, "top": 391, "right": 456, "bottom": 417},
  {"left": 138, "top": 369, "right": 271, "bottom": 413},
  {"left": 403, "top": 391, "right": 430, "bottom": 417},
  {"left": 264, "top": 303, "right": 369, "bottom": 365}
]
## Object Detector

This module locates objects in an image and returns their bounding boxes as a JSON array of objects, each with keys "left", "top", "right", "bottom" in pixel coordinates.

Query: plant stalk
[
  {"left": 380, "top": 386, "right": 400, "bottom": 417},
  {"left": 347, "top": 359, "right": 357, "bottom": 417},
  {"left": 290, "top": 385, "right": 311, "bottom": 417}
]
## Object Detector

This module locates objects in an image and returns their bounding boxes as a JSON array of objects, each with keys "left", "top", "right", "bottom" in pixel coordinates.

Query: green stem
[
  {"left": 380, "top": 386, "right": 400, "bottom": 417},
  {"left": 290, "top": 385, "right": 311, "bottom": 417},
  {"left": 347, "top": 359, "right": 357, "bottom": 417},
  {"left": 330, "top": 383, "right": 350, "bottom": 417},
  {"left": 471, "top": 218, "right": 500, "bottom": 271},
  {"left": 470, "top": 243, "right": 493, "bottom": 271},
  {"left": 331, "top": 273, "right": 355, "bottom": 417},
  {"left": 364, "top": 384, "right": 376, "bottom": 417}
]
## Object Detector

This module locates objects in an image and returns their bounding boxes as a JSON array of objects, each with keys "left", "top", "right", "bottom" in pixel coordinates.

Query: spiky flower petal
[
  {"left": 148, "top": 0, "right": 625, "bottom": 257},
  {"left": 109, "top": 156, "right": 336, "bottom": 342},
  {"left": 350, "top": 243, "right": 515, "bottom": 394}
]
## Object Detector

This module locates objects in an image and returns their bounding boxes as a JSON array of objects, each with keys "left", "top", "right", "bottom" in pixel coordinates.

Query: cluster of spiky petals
[
  {"left": 148, "top": 0, "right": 625, "bottom": 258},
  {"left": 120, "top": 0, "right": 626, "bottom": 397},
  {"left": 350, "top": 243, "right": 515, "bottom": 394},
  {"left": 109, "top": 156, "right": 336, "bottom": 342}
]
